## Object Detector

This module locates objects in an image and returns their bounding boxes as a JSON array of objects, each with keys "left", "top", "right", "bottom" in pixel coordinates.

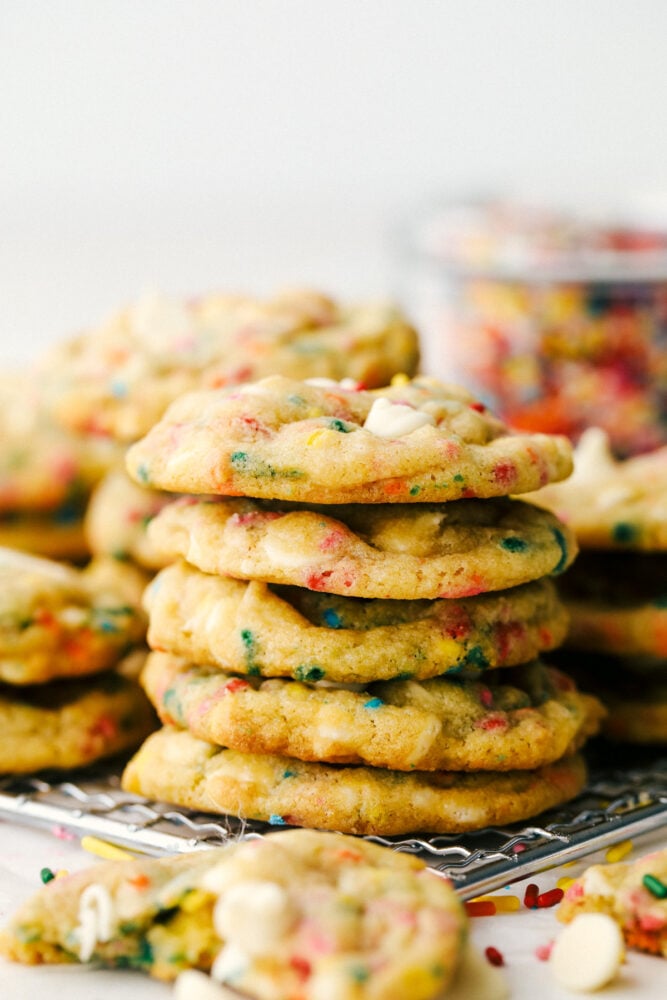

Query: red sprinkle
[
  {"left": 465, "top": 900, "right": 496, "bottom": 917},
  {"left": 485, "top": 946, "right": 504, "bottom": 967},
  {"left": 537, "top": 888, "right": 564, "bottom": 908},
  {"left": 223, "top": 678, "right": 251, "bottom": 695},
  {"left": 535, "top": 941, "right": 554, "bottom": 962},
  {"left": 289, "top": 955, "right": 311, "bottom": 980},
  {"left": 523, "top": 883, "right": 540, "bottom": 909}
]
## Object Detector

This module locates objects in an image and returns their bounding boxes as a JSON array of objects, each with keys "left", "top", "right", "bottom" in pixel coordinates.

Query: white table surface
[{"left": 1, "top": 816, "right": 666, "bottom": 1000}]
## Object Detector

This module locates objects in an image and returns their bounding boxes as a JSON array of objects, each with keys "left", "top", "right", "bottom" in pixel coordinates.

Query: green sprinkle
[
  {"left": 283, "top": 769, "right": 297, "bottom": 778},
  {"left": 135, "top": 463, "right": 150, "bottom": 484},
  {"left": 328, "top": 418, "right": 352, "bottom": 433},
  {"left": 350, "top": 965, "right": 370, "bottom": 984},
  {"left": 409, "top": 485, "right": 421, "bottom": 496},
  {"left": 463, "top": 646, "right": 489, "bottom": 669},
  {"left": 453, "top": 474, "right": 465, "bottom": 483},
  {"left": 295, "top": 664, "right": 325, "bottom": 682},
  {"left": 550, "top": 527, "right": 570, "bottom": 574},
  {"left": 500, "top": 536, "right": 528, "bottom": 553},
  {"left": 612, "top": 521, "right": 639, "bottom": 545},
  {"left": 230, "top": 451, "right": 249, "bottom": 468},
  {"left": 40, "top": 867, "right": 55, "bottom": 884},
  {"left": 643, "top": 873, "right": 667, "bottom": 898}
]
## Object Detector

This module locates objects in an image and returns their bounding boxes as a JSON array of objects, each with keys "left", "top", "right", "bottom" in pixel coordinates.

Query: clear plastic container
[{"left": 399, "top": 199, "right": 667, "bottom": 456}]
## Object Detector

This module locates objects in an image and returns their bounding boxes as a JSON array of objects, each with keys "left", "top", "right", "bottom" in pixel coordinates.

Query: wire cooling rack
[{"left": 1, "top": 750, "right": 666, "bottom": 899}]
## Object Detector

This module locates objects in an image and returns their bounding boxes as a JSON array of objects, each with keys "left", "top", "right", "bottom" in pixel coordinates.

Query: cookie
[
  {"left": 0, "top": 830, "right": 466, "bottom": 998},
  {"left": 122, "top": 727, "right": 587, "bottom": 835},
  {"left": 0, "top": 652, "right": 155, "bottom": 773},
  {"left": 85, "top": 468, "right": 174, "bottom": 569},
  {"left": 145, "top": 562, "right": 569, "bottom": 683},
  {"left": 0, "top": 512, "right": 89, "bottom": 561},
  {"left": 558, "top": 847, "right": 667, "bottom": 957},
  {"left": 559, "top": 551, "right": 667, "bottom": 657},
  {"left": 553, "top": 651, "right": 667, "bottom": 743},
  {"left": 147, "top": 494, "right": 576, "bottom": 599},
  {"left": 125, "top": 374, "right": 574, "bottom": 503},
  {"left": 528, "top": 427, "right": 667, "bottom": 550},
  {"left": 42, "top": 290, "right": 420, "bottom": 441},
  {"left": 0, "top": 371, "right": 120, "bottom": 513},
  {"left": 0, "top": 548, "right": 147, "bottom": 685},
  {"left": 143, "top": 652, "right": 604, "bottom": 771}
]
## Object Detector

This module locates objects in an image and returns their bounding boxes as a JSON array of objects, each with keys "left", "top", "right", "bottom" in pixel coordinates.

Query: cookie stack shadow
[{"left": 121, "top": 374, "right": 605, "bottom": 836}]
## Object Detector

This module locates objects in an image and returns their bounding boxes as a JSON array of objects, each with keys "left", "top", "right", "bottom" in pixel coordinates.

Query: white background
[{"left": 3, "top": 0, "right": 667, "bottom": 363}]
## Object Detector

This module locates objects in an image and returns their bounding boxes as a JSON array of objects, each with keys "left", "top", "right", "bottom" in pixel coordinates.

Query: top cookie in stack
[{"left": 122, "top": 375, "right": 604, "bottom": 836}]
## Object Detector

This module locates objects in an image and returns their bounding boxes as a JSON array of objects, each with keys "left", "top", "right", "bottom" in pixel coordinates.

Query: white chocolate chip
[
  {"left": 210, "top": 941, "right": 250, "bottom": 986},
  {"left": 212, "top": 879, "right": 297, "bottom": 957},
  {"left": 174, "top": 969, "right": 241, "bottom": 1000},
  {"left": 75, "top": 883, "right": 115, "bottom": 962},
  {"left": 550, "top": 912, "right": 624, "bottom": 992},
  {"left": 363, "top": 397, "right": 436, "bottom": 438}
]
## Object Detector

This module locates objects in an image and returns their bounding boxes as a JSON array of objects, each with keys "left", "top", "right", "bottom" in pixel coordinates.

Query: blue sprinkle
[
  {"left": 282, "top": 769, "right": 297, "bottom": 778},
  {"left": 322, "top": 608, "right": 343, "bottom": 629},
  {"left": 110, "top": 379, "right": 128, "bottom": 399},
  {"left": 269, "top": 814, "right": 286, "bottom": 825},
  {"left": 364, "top": 697, "right": 384, "bottom": 709}
]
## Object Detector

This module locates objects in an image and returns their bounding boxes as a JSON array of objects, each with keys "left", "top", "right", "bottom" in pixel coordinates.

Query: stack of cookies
[
  {"left": 530, "top": 428, "right": 667, "bottom": 744},
  {"left": 121, "top": 374, "right": 604, "bottom": 836},
  {"left": 0, "top": 548, "right": 155, "bottom": 774}
]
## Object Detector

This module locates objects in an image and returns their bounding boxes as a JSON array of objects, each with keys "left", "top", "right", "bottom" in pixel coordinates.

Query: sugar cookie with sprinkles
[
  {"left": 142, "top": 652, "right": 604, "bottom": 771},
  {"left": 0, "top": 371, "right": 120, "bottom": 514},
  {"left": 0, "top": 513, "right": 90, "bottom": 561},
  {"left": 0, "top": 547, "right": 147, "bottom": 685},
  {"left": 0, "top": 651, "right": 155, "bottom": 773},
  {"left": 125, "top": 374, "right": 573, "bottom": 503},
  {"left": 144, "top": 562, "right": 569, "bottom": 683},
  {"left": 85, "top": 468, "right": 175, "bottom": 569},
  {"left": 0, "top": 828, "right": 467, "bottom": 999},
  {"left": 122, "top": 726, "right": 588, "bottom": 836},
  {"left": 528, "top": 426, "right": 667, "bottom": 550},
  {"left": 147, "top": 494, "right": 576, "bottom": 599},
  {"left": 42, "top": 289, "right": 420, "bottom": 441},
  {"left": 558, "top": 846, "right": 667, "bottom": 957}
]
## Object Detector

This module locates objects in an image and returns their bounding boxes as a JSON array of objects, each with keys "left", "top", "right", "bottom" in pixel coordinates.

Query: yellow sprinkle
[
  {"left": 390, "top": 373, "right": 410, "bottom": 386},
  {"left": 180, "top": 889, "right": 211, "bottom": 913},
  {"left": 54, "top": 869, "right": 70, "bottom": 880},
  {"left": 557, "top": 876, "right": 576, "bottom": 891},
  {"left": 306, "top": 429, "right": 328, "bottom": 447},
  {"left": 470, "top": 893, "right": 520, "bottom": 912},
  {"left": 606, "top": 839, "right": 633, "bottom": 864},
  {"left": 80, "top": 835, "right": 136, "bottom": 861}
]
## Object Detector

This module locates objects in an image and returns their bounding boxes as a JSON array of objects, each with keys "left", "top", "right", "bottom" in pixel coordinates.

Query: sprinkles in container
[{"left": 400, "top": 199, "right": 667, "bottom": 456}]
